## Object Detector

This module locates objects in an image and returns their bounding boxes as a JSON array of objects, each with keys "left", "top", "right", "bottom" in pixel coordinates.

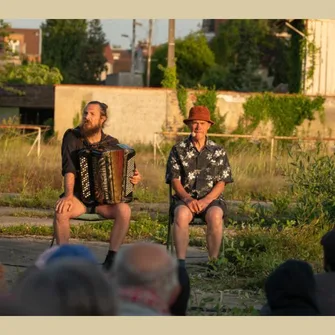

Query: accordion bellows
[{"left": 78, "top": 144, "right": 136, "bottom": 206}]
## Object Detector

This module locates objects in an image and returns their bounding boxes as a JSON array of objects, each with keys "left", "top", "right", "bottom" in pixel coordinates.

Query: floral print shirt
[{"left": 165, "top": 135, "right": 233, "bottom": 201}]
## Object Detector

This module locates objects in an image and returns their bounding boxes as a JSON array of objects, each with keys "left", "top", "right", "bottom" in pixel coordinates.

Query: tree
[
  {"left": 41, "top": 19, "right": 107, "bottom": 84},
  {"left": 208, "top": 20, "right": 290, "bottom": 92},
  {"left": 150, "top": 32, "right": 215, "bottom": 88},
  {"left": 77, "top": 19, "right": 108, "bottom": 84},
  {"left": 0, "top": 19, "right": 13, "bottom": 91},
  {"left": 0, "top": 19, "right": 63, "bottom": 89},
  {"left": 3, "top": 63, "right": 63, "bottom": 85},
  {"left": 287, "top": 20, "right": 306, "bottom": 93}
]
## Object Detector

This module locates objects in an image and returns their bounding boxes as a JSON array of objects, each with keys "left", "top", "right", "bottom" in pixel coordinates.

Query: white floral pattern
[{"left": 166, "top": 135, "right": 233, "bottom": 201}]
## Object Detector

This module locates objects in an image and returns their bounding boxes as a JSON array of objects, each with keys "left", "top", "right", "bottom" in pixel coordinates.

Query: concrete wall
[
  {"left": 54, "top": 85, "right": 169, "bottom": 144},
  {"left": 54, "top": 85, "right": 335, "bottom": 144}
]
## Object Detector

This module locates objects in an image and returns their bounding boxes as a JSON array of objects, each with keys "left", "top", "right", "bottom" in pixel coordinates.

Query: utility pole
[
  {"left": 146, "top": 19, "right": 154, "bottom": 87},
  {"left": 167, "top": 19, "right": 175, "bottom": 67},
  {"left": 131, "top": 19, "right": 136, "bottom": 85}
]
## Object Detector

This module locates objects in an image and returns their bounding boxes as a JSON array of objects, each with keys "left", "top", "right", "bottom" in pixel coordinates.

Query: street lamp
[{"left": 121, "top": 34, "right": 130, "bottom": 47}]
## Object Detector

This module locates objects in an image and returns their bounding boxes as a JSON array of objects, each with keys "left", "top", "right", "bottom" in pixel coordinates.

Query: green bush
[
  {"left": 285, "top": 142, "right": 335, "bottom": 227},
  {"left": 238, "top": 92, "right": 325, "bottom": 137},
  {"left": 193, "top": 85, "right": 226, "bottom": 136},
  {"left": 221, "top": 221, "right": 325, "bottom": 288}
]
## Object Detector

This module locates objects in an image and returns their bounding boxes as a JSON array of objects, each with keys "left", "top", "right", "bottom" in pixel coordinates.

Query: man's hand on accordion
[
  {"left": 129, "top": 168, "right": 142, "bottom": 186},
  {"left": 55, "top": 195, "right": 74, "bottom": 214}
]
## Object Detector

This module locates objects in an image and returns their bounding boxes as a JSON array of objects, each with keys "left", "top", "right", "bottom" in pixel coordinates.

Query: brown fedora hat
[{"left": 183, "top": 106, "right": 214, "bottom": 125}]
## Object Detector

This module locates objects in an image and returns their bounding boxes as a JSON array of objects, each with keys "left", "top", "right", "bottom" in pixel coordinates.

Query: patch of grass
[
  {"left": 0, "top": 213, "right": 205, "bottom": 246},
  {"left": 0, "top": 135, "right": 303, "bottom": 204},
  {"left": 0, "top": 188, "right": 60, "bottom": 209}
]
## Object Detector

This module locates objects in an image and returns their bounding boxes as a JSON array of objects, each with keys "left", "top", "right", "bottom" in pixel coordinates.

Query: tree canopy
[
  {"left": 150, "top": 32, "right": 215, "bottom": 88},
  {"left": 41, "top": 19, "right": 108, "bottom": 84},
  {"left": 0, "top": 20, "right": 62, "bottom": 91}
]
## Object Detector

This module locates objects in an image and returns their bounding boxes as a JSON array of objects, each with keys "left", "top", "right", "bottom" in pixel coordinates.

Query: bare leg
[
  {"left": 96, "top": 202, "right": 131, "bottom": 251},
  {"left": 205, "top": 206, "right": 224, "bottom": 259},
  {"left": 53, "top": 197, "right": 86, "bottom": 244},
  {"left": 173, "top": 205, "right": 193, "bottom": 260}
]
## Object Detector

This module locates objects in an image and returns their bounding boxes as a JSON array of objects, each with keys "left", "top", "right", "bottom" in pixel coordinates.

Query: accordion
[{"left": 78, "top": 144, "right": 136, "bottom": 206}]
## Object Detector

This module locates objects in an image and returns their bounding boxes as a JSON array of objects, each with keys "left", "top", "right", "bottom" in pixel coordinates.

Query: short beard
[{"left": 80, "top": 123, "right": 102, "bottom": 138}]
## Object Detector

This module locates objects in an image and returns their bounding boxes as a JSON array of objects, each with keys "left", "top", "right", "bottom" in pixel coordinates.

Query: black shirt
[{"left": 61, "top": 126, "right": 120, "bottom": 197}]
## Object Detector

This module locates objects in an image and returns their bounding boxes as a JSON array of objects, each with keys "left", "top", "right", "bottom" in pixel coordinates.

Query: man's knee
[
  {"left": 54, "top": 210, "right": 70, "bottom": 221},
  {"left": 101, "top": 202, "right": 131, "bottom": 220},
  {"left": 114, "top": 202, "right": 131, "bottom": 216},
  {"left": 174, "top": 206, "right": 193, "bottom": 227},
  {"left": 205, "top": 206, "right": 224, "bottom": 226}
]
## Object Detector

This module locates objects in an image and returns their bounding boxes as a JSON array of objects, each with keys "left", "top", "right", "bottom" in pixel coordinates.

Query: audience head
[
  {"left": 265, "top": 259, "right": 320, "bottom": 316},
  {"left": 35, "top": 244, "right": 98, "bottom": 269},
  {"left": 14, "top": 257, "right": 117, "bottom": 316},
  {"left": 111, "top": 242, "right": 180, "bottom": 306}
]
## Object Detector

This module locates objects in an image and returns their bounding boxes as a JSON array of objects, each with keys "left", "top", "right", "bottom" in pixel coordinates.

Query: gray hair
[
  {"left": 111, "top": 243, "right": 179, "bottom": 303},
  {"left": 14, "top": 258, "right": 118, "bottom": 316}
]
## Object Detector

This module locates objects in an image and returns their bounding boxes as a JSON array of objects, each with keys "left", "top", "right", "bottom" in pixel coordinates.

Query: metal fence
[{"left": 0, "top": 124, "right": 51, "bottom": 158}]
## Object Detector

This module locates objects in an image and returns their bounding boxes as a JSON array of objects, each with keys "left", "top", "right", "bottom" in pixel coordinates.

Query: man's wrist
[
  {"left": 182, "top": 196, "right": 192, "bottom": 202},
  {"left": 204, "top": 195, "right": 214, "bottom": 203}
]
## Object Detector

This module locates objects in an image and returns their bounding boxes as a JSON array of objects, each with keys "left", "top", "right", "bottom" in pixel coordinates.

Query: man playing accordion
[
  {"left": 165, "top": 106, "right": 233, "bottom": 275},
  {"left": 54, "top": 101, "right": 142, "bottom": 271}
]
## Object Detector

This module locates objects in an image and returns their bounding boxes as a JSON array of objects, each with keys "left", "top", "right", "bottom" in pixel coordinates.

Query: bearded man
[{"left": 53, "top": 101, "right": 141, "bottom": 270}]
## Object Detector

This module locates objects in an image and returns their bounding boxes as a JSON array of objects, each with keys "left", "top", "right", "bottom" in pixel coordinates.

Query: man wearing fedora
[{"left": 165, "top": 105, "right": 233, "bottom": 275}]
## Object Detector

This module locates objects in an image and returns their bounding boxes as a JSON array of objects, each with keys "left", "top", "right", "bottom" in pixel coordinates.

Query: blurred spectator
[
  {"left": 262, "top": 259, "right": 320, "bottom": 316},
  {"left": 314, "top": 230, "right": 335, "bottom": 315},
  {"left": 13, "top": 257, "right": 117, "bottom": 316},
  {"left": 111, "top": 242, "right": 180, "bottom": 316}
]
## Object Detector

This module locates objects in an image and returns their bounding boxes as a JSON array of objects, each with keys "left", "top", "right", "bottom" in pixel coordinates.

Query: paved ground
[{"left": 0, "top": 236, "right": 209, "bottom": 286}]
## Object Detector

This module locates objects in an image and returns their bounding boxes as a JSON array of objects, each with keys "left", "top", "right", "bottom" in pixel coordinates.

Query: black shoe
[{"left": 102, "top": 250, "right": 116, "bottom": 271}]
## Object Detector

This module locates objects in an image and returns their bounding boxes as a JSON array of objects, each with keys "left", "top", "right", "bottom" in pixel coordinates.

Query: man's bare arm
[
  {"left": 64, "top": 172, "right": 76, "bottom": 197},
  {"left": 56, "top": 172, "right": 76, "bottom": 213},
  {"left": 197, "top": 181, "right": 225, "bottom": 213},
  {"left": 203, "top": 181, "right": 225, "bottom": 202},
  {"left": 171, "top": 179, "right": 192, "bottom": 202}
]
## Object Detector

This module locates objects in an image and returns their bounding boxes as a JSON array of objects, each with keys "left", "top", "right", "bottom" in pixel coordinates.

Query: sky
[{"left": 6, "top": 19, "right": 203, "bottom": 49}]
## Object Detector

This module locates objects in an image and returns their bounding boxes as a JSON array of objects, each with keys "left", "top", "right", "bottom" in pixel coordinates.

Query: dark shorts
[{"left": 170, "top": 196, "right": 227, "bottom": 222}]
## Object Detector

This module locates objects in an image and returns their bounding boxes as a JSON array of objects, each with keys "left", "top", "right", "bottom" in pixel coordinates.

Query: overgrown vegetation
[
  {"left": 285, "top": 142, "right": 335, "bottom": 227},
  {"left": 0, "top": 20, "right": 63, "bottom": 90},
  {"left": 193, "top": 86, "right": 226, "bottom": 136},
  {"left": 2, "top": 63, "right": 63, "bottom": 85},
  {"left": 236, "top": 93, "right": 325, "bottom": 137},
  {"left": 159, "top": 65, "right": 178, "bottom": 89},
  {"left": 288, "top": 20, "right": 305, "bottom": 93}
]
